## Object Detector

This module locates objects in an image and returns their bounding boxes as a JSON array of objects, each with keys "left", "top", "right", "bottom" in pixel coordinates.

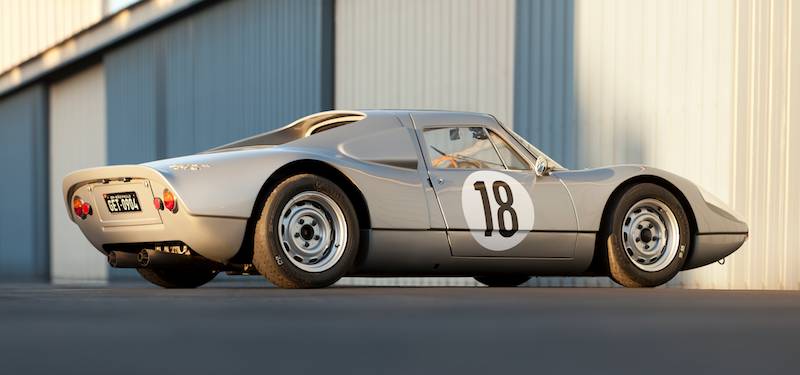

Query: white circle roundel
[{"left": 461, "top": 171, "right": 534, "bottom": 251}]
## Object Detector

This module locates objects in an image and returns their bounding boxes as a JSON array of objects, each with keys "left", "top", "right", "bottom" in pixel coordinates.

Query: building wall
[
  {"left": 0, "top": 0, "right": 797, "bottom": 288},
  {"left": 726, "top": 0, "right": 799, "bottom": 290},
  {"left": 515, "top": 0, "right": 799, "bottom": 289},
  {"left": 0, "top": 0, "right": 103, "bottom": 74},
  {"left": 49, "top": 64, "right": 108, "bottom": 284},
  {"left": 0, "top": 85, "right": 48, "bottom": 281},
  {"left": 335, "top": 0, "right": 516, "bottom": 126},
  {"left": 105, "top": 0, "right": 334, "bottom": 165}
]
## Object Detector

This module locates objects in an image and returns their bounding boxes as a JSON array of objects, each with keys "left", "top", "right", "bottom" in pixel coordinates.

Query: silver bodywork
[{"left": 64, "top": 110, "right": 748, "bottom": 276}]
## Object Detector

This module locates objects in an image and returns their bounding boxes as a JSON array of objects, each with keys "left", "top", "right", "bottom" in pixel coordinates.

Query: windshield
[{"left": 496, "top": 120, "right": 565, "bottom": 170}]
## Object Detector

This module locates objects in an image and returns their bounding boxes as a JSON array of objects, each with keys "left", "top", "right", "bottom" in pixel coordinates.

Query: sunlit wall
[{"left": 0, "top": 0, "right": 103, "bottom": 74}]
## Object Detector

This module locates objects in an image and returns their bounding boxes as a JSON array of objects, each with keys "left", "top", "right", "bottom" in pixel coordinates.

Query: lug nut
[
  {"left": 298, "top": 219, "right": 305, "bottom": 225},
  {"left": 314, "top": 235, "right": 320, "bottom": 240},
  {"left": 635, "top": 237, "right": 641, "bottom": 242},
  {"left": 637, "top": 224, "right": 643, "bottom": 229},
  {"left": 304, "top": 242, "right": 309, "bottom": 248},
  {"left": 311, "top": 220, "right": 317, "bottom": 226},
  {"left": 294, "top": 233, "right": 300, "bottom": 238}
]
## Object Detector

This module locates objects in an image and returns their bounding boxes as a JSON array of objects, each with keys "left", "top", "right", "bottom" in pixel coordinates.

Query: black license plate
[{"left": 104, "top": 192, "right": 142, "bottom": 213}]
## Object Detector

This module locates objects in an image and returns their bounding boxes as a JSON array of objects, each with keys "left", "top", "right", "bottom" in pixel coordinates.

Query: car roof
[{"left": 210, "top": 109, "right": 498, "bottom": 151}]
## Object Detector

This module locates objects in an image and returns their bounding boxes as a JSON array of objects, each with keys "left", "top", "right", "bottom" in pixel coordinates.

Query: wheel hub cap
[
  {"left": 278, "top": 191, "right": 348, "bottom": 273},
  {"left": 621, "top": 198, "right": 680, "bottom": 272}
]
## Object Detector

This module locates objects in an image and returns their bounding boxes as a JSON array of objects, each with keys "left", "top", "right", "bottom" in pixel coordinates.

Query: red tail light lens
[
  {"left": 72, "top": 197, "right": 84, "bottom": 217},
  {"left": 153, "top": 197, "right": 163, "bottom": 210},
  {"left": 162, "top": 189, "right": 176, "bottom": 212},
  {"left": 72, "top": 197, "right": 91, "bottom": 219}
]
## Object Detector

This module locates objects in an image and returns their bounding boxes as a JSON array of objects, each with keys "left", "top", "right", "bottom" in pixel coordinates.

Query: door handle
[{"left": 436, "top": 178, "right": 445, "bottom": 185}]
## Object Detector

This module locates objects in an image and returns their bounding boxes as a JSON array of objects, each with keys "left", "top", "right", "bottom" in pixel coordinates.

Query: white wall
[
  {"left": 0, "top": 0, "right": 103, "bottom": 73},
  {"left": 335, "top": 0, "right": 516, "bottom": 126},
  {"left": 724, "top": 0, "right": 800, "bottom": 290},
  {"left": 49, "top": 64, "right": 108, "bottom": 284},
  {"left": 566, "top": 0, "right": 799, "bottom": 290}
]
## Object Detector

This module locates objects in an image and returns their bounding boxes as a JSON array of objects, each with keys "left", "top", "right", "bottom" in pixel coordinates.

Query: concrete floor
[{"left": 1, "top": 281, "right": 798, "bottom": 375}]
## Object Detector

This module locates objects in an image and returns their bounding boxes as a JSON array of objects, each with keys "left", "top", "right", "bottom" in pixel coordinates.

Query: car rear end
[{"left": 63, "top": 165, "right": 246, "bottom": 264}]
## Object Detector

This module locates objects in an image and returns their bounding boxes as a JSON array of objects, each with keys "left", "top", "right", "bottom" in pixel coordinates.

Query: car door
[{"left": 418, "top": 123, "right": 577, "bottom": 258}]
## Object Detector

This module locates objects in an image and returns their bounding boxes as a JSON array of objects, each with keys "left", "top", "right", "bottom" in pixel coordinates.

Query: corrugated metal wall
[
  {"left": 725, "top": 0, "right": 799, "bottom": 290},
  {"left": 335, "top": 0, "right": 516, "bottom": 126},
  {"left": 0, "top": 0, "right": 796, "bottom": 288},
  {"left": 49, "top": 64, "right": 108, "bottom": 284},
  {"left": 515, "top": 0, "right": 799, "bottom": 289},
  {"left": 0, "top": 0, "right": 103, "bottom": 73},
  {"left": 0, "top": 85, "right": 48, "bottom": 281},
  {"left": 105, "top": 0, "right": 334, "bottom": 164},
  {"left": 514, "top": 0, "right": 576, "bottom": 168}
]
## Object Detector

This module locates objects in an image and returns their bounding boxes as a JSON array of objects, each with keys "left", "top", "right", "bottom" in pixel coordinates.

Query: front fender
[{"left": 557, "top": 165, "right": 748, "bottom": 234}]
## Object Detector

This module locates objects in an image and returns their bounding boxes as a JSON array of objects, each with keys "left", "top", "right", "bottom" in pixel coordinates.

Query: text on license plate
[{"left": 104, "top": 192, "right": 141, "bottom": 213}]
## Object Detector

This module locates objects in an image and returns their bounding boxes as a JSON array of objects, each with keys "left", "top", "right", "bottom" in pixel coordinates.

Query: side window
[
  {"left": 424, "top": 127, "right": 504, "bottom": 170},
  {"left": 488, "top": 131, "right": 529, "bottom": 170}
]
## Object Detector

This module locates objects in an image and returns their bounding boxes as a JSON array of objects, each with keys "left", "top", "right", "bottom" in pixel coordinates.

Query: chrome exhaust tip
[{"left": 107, "top": 251, "right": 139, "bottom": 268}]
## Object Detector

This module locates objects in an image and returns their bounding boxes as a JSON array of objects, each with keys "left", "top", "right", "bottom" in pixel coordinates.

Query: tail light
[
  {"left": 72, "top": 196, "right": 91, "bottom": 219},
  {"left": 162, "top": 189, "right": 176, "bottom": 212}
]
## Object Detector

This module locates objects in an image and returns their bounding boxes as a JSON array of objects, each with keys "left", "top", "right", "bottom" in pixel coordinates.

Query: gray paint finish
[
  {"left": 0, "top": 85, "right": 48, "bottom": 280},
  {"left": 105, "top": 0, "right": 334, "bottom": 164}
]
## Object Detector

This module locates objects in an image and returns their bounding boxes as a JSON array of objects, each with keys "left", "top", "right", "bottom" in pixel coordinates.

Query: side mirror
[{"left": 534, "top": 156, "right": 551, "bottom": 177}]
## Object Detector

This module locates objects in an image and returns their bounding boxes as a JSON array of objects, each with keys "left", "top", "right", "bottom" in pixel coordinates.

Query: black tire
[
  {"left": 604, "top": 183, "right": 690, "bottom": 287},
  {"left": 136, "top": 268, "right": 218, "bottom": 288},
  {"left": 252, "top": 174, "right": 360, "bottom": 289},
  {"left": 474, "top": 276, "right": 531, "bottom": 287}
]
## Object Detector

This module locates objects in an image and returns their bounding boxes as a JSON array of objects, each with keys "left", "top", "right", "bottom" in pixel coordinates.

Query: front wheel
[
  {"left": 605, "top": 183, "right": 690, "bottom": 287},
  {"left": 252, "top": 174, "right": 360, "bottom": 288}
]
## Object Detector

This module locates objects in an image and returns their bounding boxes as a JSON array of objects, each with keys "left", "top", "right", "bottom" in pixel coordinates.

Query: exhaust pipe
[{"left": 108, "top": 251, "right": 139, "bottom": 268}]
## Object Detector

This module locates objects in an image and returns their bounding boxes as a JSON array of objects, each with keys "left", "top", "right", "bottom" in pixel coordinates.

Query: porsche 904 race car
[{"left": 64, "top": 110, "right": 748, "bottom": 288}]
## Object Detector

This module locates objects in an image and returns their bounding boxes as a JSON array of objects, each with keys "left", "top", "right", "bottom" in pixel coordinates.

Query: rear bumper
[
  {"left": 75, "top": 214, "right": 246, "bottom": 262},
  {"left": 683, "top": 233, "right": 748, "bottom": 270},
  {"left": 64, "top": 165, "right": 247, "bottom": 262}
]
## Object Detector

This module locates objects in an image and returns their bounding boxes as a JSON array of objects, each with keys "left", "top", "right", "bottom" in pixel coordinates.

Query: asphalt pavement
[{"left": 1, "top": 280, "right": 798, "bottom": 375}]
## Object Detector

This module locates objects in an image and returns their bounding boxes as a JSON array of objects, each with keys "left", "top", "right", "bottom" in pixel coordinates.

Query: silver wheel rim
[
  {"left": 621, "top": 198, "right": 680, "bottom": 272},
  {"left": 277, "top": 191, "right": 348, "bottom": 273}
]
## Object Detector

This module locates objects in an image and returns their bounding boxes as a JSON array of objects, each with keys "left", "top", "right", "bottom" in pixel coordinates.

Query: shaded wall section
[
  {"left": 0, "top": 85, "right": 48, "bottom": 281},
  {"left": 514, "top": 0, "right": 576, "bottom": 168},
  {"left": 105, "top": 0, "right": 334, "bottom": 164}
]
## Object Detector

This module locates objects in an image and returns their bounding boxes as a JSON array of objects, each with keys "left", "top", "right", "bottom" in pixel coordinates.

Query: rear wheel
[
  {"left": 136, "top": 268, "right": 218, "bottom": 288},
  {"left": 474, "top": 275, "right": 531, "bottom": 287},
  {"left": 604, "top": 183, "right": 690, "bottom": 287},
  {"left": 252, "top": 174, "right": 360, "bottom": 288}
]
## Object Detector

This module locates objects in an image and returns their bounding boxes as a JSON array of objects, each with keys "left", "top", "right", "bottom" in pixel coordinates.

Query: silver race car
[{"left": 64, "top": 110, "right": 748, "bottom": 288}]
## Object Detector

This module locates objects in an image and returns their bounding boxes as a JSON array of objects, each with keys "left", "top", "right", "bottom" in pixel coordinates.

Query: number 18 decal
[{"left": 462, "top": 171, "right": 534, "bottom": 251}]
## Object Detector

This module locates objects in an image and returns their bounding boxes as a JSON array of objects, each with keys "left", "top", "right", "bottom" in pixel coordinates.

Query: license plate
[{"left": 104, "top": 192, "right": 142, "bottom": 213}]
